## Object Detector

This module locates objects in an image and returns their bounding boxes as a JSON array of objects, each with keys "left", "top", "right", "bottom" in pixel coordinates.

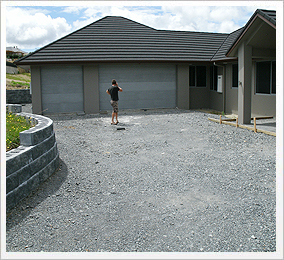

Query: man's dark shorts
[{"left": 110, "top": 100, "right": 119, "bottom": 113}]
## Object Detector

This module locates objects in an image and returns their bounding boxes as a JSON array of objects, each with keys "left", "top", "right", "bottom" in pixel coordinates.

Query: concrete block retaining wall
[
  {"left": 6, "top": 89, "right": 32, "bottom": 104},
  {"left": 6, "top": 112, "right": 60, "bottom": 211}
]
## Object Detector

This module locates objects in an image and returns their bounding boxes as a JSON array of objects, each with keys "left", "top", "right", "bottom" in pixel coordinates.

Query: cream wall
[
  {"left": 225, "top": 64, "right": 238, "bottom": 115},
  {"left": 83, "top": 65, "right": 99, "bottom": 114},
  {"left": 251, "top": 62, "right": 276, "bottom": 117},
  {"left": 224, "top": 61, "right": 276, "bottom": 117},
  {"left": 176, "top": 64, "right": 190, "bottom": 109},
  {"left": 209, "top": 66, "right": 223, "bottom": 112},
  {"left": 30, "top": 66, "right": 42, "bottom": 114},
  {"left": 30, "top": 61, "right": 275, "bottom": 117}
]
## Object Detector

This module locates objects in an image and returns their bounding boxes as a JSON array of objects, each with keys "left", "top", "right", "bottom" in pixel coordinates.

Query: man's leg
[
  {"left": 111, "top": 112, "right": 115, "bottom": 124},
  {"left": 115, "top": 112, "right": 118, "bottom": 123}
]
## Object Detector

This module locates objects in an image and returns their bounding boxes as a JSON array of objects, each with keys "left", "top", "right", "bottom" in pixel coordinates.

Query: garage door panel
[
  {"left": 99, "top": 64, "right": 175, "bottom": 83},
  {"left": 42, "top": 93, "right": 83, "bottom": 103},
  {"left": 120, "top": 82, "right": 175, "bottom": 92},
  {"left": 43, "top": 102, "right": 83, "bottom": 114},
  {"left": 99, "top": 63, "right": 176, "bottom": 111},
  {"left": 41, "top": 65, "right": 83, "bottom": 113}
]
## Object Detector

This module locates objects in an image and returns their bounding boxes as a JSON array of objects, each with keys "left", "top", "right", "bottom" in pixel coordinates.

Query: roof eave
[
  {"left": 226, "top": 11, "right": 276, "bottom": 57},
  {"left": 15, "top": 59, "right": 218, "bottom": 66}
]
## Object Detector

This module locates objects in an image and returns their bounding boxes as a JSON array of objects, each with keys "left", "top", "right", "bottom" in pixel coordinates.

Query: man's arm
[
  {"left": 106, "top": 90, "right": 110, "bottom": 95},
  {"left": 118, "top": 87, "right": 123, "bottom": 92}
]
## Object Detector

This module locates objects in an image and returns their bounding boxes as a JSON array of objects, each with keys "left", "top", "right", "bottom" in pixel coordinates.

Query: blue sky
[{"left": 3, "top": 2, "right": 279, "bottom": 53}]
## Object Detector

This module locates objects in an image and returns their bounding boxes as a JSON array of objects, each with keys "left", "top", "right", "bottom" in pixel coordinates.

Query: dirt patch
[{"left": 6, "top": 73, "right": 31, "bottom": 90}]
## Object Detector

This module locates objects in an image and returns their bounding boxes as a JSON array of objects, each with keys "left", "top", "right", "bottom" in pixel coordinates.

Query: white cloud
[
  {"left": 69, "top": 5, "right": 258, "bottom": 34},
  {"left": 61, "top": 6, "right": 86, "bottom": 15},
  {"left": 6, "top": 7, "right": 72, "bottom": 50},
  {"left": 5, "top": 4, "right": 278, "bottom": 52}
]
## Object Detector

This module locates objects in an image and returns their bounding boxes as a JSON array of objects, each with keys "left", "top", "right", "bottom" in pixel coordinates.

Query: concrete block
[
  {"left": 19, "top": 113, "right": 53, "bottom": 146},
  {"left": 17, "top": 164, "right": 33, "bottom": 186},
  {"left": 6, "top": 172, "right": 20, "bottom": 194},
  {"left": 7, "top": 104, "right": 22, "bottom": 113},
  {"left": 6, "top": 112, "right": 60, "bottom": 212},
  {"left": 6, "top": 192, "right": 16, "bottom": 212},
  {"left": 6, "top": 147, "right": 33, "bottom": 176},
  {"left": 31, "top": 133, "right": 56, "bottom": 160},
  {"left": 27, "top": 172, "right": 41, "bottom": 193},
  {"left": 38, "top": 153, "right": 60, "bottom": 184},
  {"left": 6, "top": 89, "right": 32, "bottom": 104},
  {"left": 15, "top": 181, "right": 29, "bottom": 203}
]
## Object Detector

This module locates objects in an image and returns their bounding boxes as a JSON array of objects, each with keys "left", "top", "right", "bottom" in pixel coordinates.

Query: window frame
[
  {"left": 232, "top": 63, "right": 238, "bottom": 89},
  {"left": 210, "top": 65, "right": 218, "bottom": 91},
  {"left": 255, "top": 60, "right": 276, "bottom": 95},
  {"left": 189, "top": 65, "right": 207, "bottom": 88}
]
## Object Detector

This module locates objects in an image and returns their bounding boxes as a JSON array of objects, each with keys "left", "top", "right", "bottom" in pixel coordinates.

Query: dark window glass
[
  {"left": 210, "top": 66, "right": 213, "bottom": 90},
  {"left": 232, "top": 64, "right": 238, "bottom": 88},
  {"left": 196, "top": 66, "right": 206, "bottom": 87},
  {"left": 256, "top": 62, "right": 271, "bottom": 94},
  {"left": 213, "top": 66, "right": 218, "bottom": 91},
  {"left": 272, "top": 61, "right": 276, "bottom": 94},
  {"left": 210, "top": 66, "right": 218, "bottom": 91},
  {"left": 189, "top": 66, "right": 195, "bottom": 86}
]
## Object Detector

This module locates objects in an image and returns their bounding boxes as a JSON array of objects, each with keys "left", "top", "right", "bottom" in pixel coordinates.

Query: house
[
  {"left": 6, "top": 46, "right": 28, "bottom": 59},
  {"left": 6, "top": 46, "right": 29, "bottom": 73},
  {"left": 15, "top": 9, "right": 276, "bottom": 124},
  {"left": 6, "top": 61, "right": 18, "bottom": 74}
]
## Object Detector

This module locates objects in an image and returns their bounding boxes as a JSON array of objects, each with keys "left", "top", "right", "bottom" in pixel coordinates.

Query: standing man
[{"left": 106, "top": 79, "right": 123, "bottom": 125}]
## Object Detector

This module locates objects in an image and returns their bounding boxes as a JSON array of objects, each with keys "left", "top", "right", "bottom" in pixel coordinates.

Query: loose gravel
[{"left": 6, "top": 109, "right": 276, "bottom": 253}]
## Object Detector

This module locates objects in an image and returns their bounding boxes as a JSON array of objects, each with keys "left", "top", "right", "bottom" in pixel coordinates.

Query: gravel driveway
[{"left": 6, "top": 109, "right": 276, "bottom": 253}]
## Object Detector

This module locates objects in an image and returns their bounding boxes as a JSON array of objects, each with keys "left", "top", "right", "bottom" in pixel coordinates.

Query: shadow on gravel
[{"left": 6, "top": 159, "right": 68, "bottom": 230}]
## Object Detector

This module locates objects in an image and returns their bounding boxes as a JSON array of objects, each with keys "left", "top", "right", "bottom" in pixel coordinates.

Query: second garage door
[{"left": 99, "top": 63, "right": 176, "bottom": 111}]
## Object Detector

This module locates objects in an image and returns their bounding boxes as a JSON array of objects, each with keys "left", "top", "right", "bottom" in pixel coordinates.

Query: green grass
[
  {"left": 6, "top": 73, "right": 31, "bottom": 82},
  {"left": 10, "top": 81, "right": 30, "bottom": 87},
  {"left": 6, "top": 113, "right": 34, "bottom": 151}
]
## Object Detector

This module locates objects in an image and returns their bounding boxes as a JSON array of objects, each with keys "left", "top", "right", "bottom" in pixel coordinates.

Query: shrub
[{"left": 6, "top": 113, "right": 34, "bottom": 151}]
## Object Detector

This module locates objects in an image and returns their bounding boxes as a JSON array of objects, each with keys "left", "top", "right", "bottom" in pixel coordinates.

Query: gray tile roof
[
  {"left": 16, "top": 16, "right": 228, "bottom": 64},
  {"left": 211, "top": 27, "right": 244, "bottom": 61},
  {"left": 258, "top": 9, "right": 276, "bottom": 25},
  {"left": 16, "top": 9, "right": 275, "bottom": 65}
]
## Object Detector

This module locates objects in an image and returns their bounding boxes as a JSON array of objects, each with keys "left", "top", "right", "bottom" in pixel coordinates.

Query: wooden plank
[
  {"left": 254, "top": 117, "right": 257, "bottom": 133},
  {"left": 222, "top": 118, "right": 237, "bottom": 122},
  {"left": 257, "top": 129, "right": 276, "bottom": 136},
  {"left": 208, "top": 117, "right": 275, "bottom": 136},
  {"left": 251, "top": 116, "right": 274, "bottom": 120}
]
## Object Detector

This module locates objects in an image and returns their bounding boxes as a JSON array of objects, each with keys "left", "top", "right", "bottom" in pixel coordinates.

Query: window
[
  {"left": 189, "top": 65, "right": 207, "bottom": 87},
  {"left": 272, "top": 61, "right": 276, "bottom": 94},
  {"left": 189, "top": 66, "right": 195, "bottom": 86},
  {"left": 210, "top": 65, "right": 218, "bottom": 91},
  {"left": 256, "top": 61, "right": 276, "bottom": 94},
  {"left": 232, "top": 64, "right": 238, "bottom": 88}
]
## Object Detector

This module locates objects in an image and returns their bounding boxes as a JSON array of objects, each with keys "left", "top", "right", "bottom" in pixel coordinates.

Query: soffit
[{"left": 227, "top": 14, "right": 276, "bottom": 57}]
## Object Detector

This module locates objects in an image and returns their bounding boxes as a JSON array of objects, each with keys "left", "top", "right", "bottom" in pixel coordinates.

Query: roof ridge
[
  {"left": 104, "top": 16, "right": 156, "bottom": 30},
  {"left": 256, "top": 9, "right": 276, "bottom": 25},
  {"left": 157, "top": 28, "right": 229, "bottom": 36},
  {"left": 15, "top": 16, "right": 158, "bottom": 63},
  {"left": 210, "top": 33, "right": 234, "bottom": 61},
  {"left": 211, "top": 27, "right": 244, "bottom": 61}
]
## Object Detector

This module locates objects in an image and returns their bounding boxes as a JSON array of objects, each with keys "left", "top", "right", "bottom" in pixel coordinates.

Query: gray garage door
[
  {"left": 41, "top": 65, "right": 84, "bottom": 114},
  {"left": 99, "top": 63, "right": 176, "bottom": 111}
]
